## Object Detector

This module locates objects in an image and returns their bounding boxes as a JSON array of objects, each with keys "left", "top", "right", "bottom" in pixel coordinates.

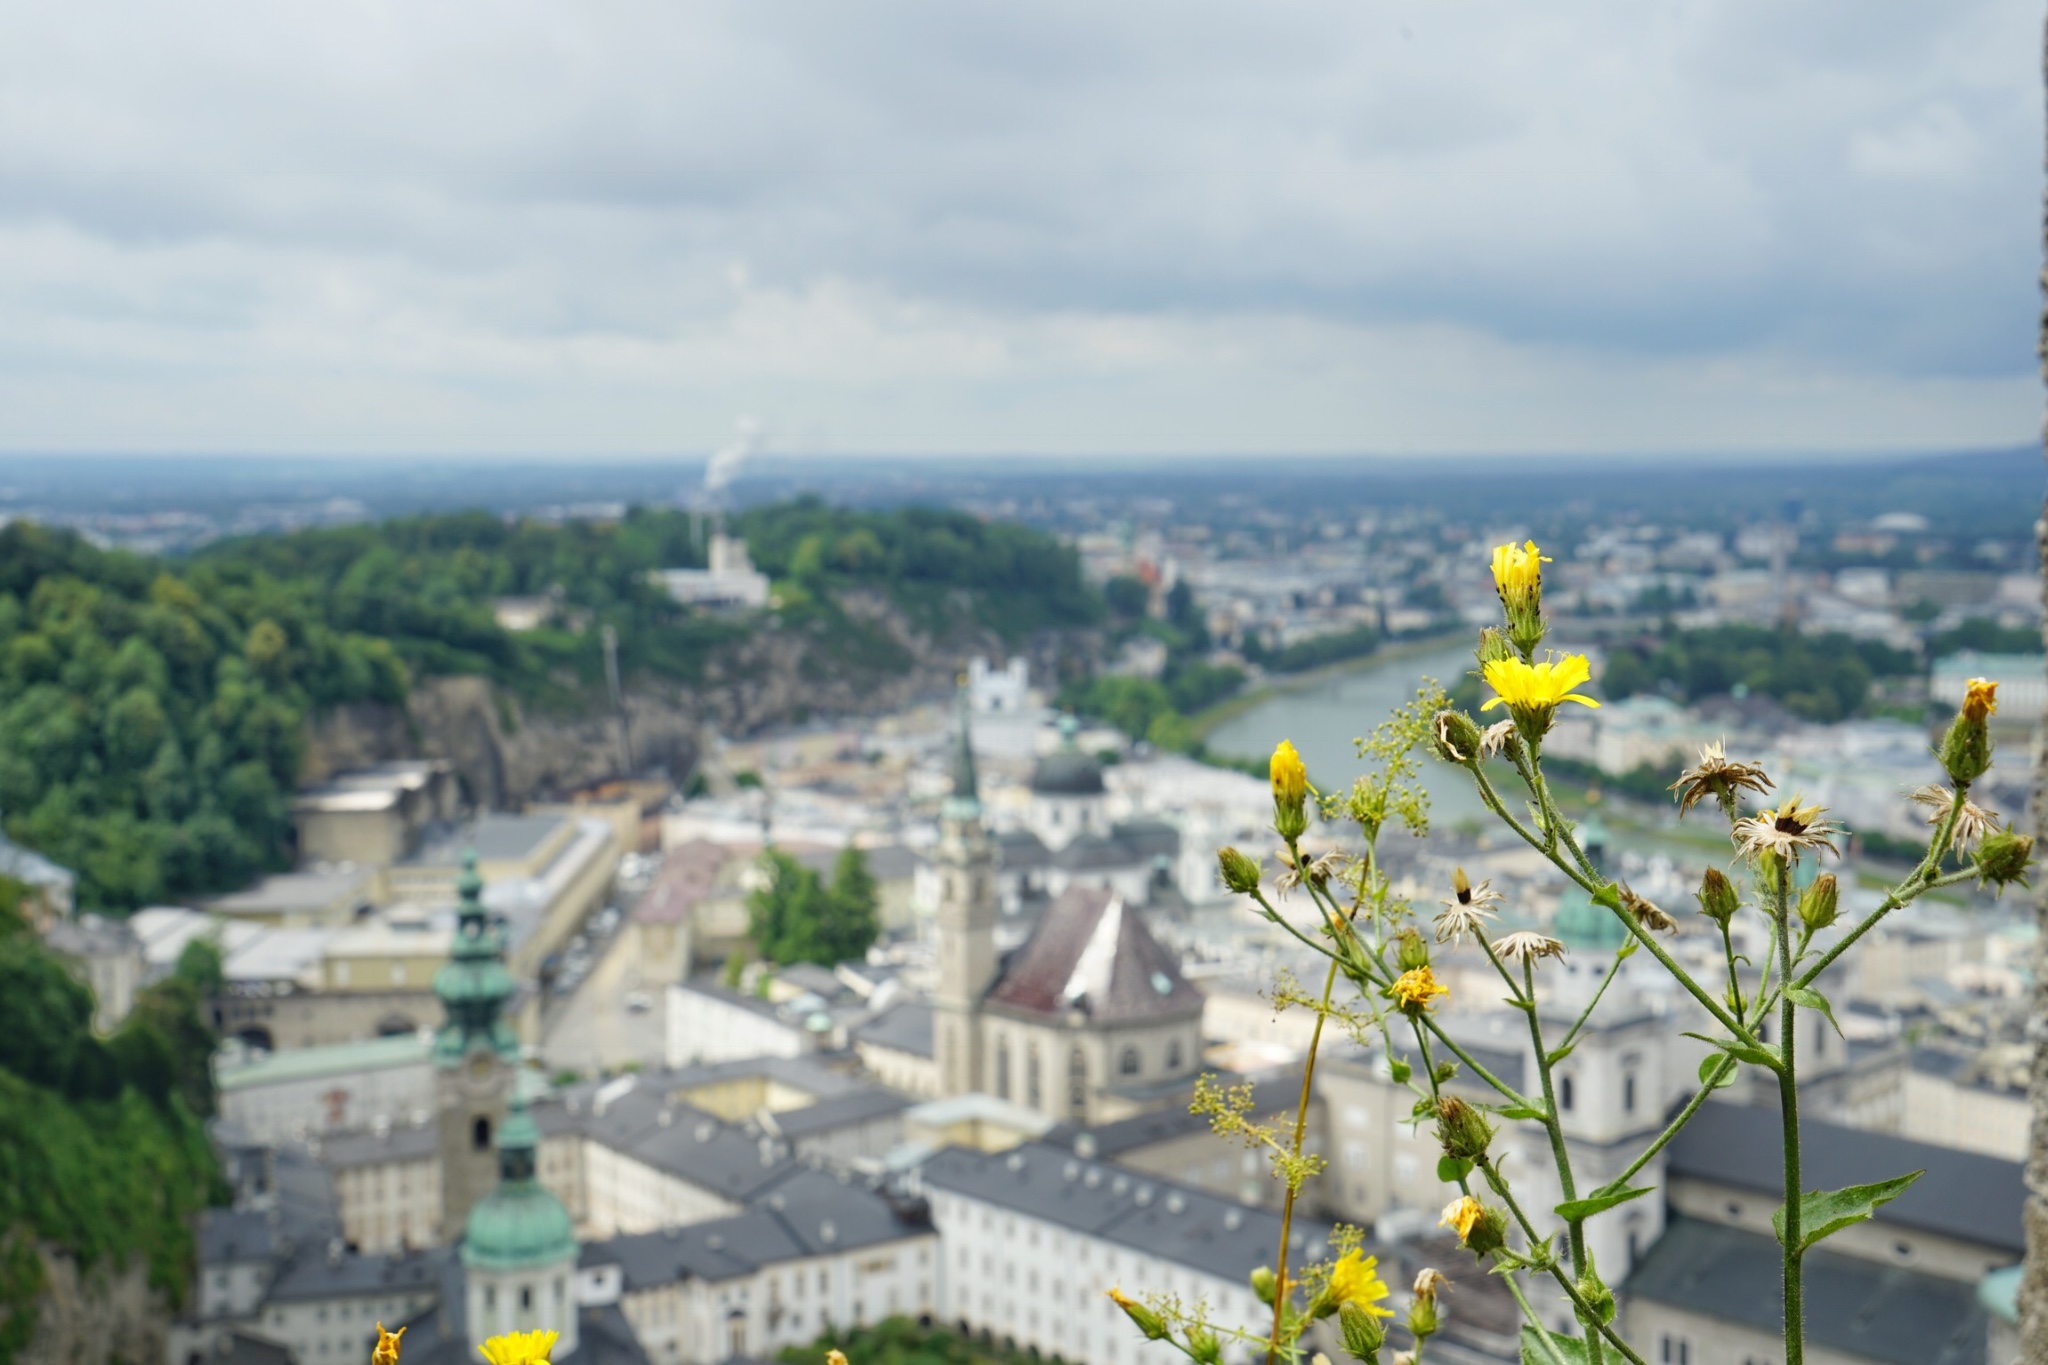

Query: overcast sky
[{"left": 0, "top": 2, "right": 2038, "bottom": 458}]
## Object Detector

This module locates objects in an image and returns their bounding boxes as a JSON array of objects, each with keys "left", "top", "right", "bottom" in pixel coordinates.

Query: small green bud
[
  {"left": 1338, "top": 1302, "right": 1386, "bottom": 1362},
  {"left": 1975, "top": 828, "right": 2035, "bottom": 893},
  {"left": 1250, "top": 1266, "right": 1278, "bottom": 1306},
  {"left": 1218, "top": 846, "right": 1262, "bottom": 895},
  {"left": 1433, "top": 1095, "right": 1495, "bottom": 1161},
  {"left": 1107, "top": 1289, "right": 1168, "bottom": 1340},
  {"left": 1185, "top": 1326, "right": 1221, "bottom": 1365},
  {"left": 1431, "top": 708, "right": 1484, "bottom": 766},
  {"left": 1475, "top": 627, "right": 1515, "bottom": 667},
  {"left": 1576, "top": 1272, "right": 1615, "bottom": 1326},
  {"left": 1407, "top": 1267, "right": 1446, "bottom": 1339},
  {"left": 1938, "top": 679, "right": 1997, "bottom": 784},
  {"left": 1432, "top": 1060, "right": 1458, "bottom": 1085},
  {"left": 1796, "top": 873, "right": 1839, "bottom": 932},
  {"left": 1395, "top": 927, "right": 1431, "bottom": 972},
  {"left": 1466, "top": 1205, "right": 1510, "bottom": 1257},
  {"left": 1695, "top": 867, "right": 1740, "bottom": 926}
]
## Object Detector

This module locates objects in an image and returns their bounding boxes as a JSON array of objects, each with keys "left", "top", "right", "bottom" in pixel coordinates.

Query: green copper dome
[
  {"left": 432, "top": 850, "right": 519, "bottom": 1068},
  {"left": 1553, "top": 815, "right": 1624, "bottom": 950},
  {"left": 462, "top": 1098, "right": 576, "bottom": 1271}
]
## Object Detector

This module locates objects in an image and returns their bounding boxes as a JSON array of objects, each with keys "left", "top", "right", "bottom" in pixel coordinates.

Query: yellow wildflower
[
  {"left": 1270, "top": 739, "right": 1309, "bottom": 839},
  {"left": 1326, "top": 1249, "right": 1394, "bottom": 1318},
  {"left": 372, "top": 1324, "right": 405, "bottom": 1365},
  {"left": 1490, "top": 540, "right": 1549, "bottom": 611},
  {"left": 1271, "top": 740, "right": 1307, "bottom": 808},
  {"left": 827, "top": 1353, "right": 850, "bottom": 1365},
  {"left": 1390, "top": 966, "right": 1449, "bottom": 1014},
  {"left": 1480, "top": 655, "right": 1600, "bottom": 719},
  {"left": 479, "top": 1331, "right": 559, "bottom": 1365},
  {"left": 1963, "top": 678, "right": 1998, "bottom": 722},
  {"left": 1440, "top": 1196, "right": 1483, "bottom": 1242}
]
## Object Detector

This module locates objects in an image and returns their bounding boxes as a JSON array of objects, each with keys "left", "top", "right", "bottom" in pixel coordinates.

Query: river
[{"left": 1205, "top": 639, "right": 1496, "bottom": 828}]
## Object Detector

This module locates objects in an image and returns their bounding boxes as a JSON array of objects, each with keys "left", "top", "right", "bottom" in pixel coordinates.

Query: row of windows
[{"left": 988, "top": 1036, "right": 1189, "bottom": 1110}]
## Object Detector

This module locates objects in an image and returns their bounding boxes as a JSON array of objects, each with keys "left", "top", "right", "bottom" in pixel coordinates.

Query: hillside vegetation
[
  {"left": 0, "top": 503, "right": 1098, "bottom": 911},
  {"left": 0, "top": 887, "right": 222, "bottom": 1362}
]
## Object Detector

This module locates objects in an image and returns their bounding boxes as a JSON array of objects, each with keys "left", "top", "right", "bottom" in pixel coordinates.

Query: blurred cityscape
[{"left": 1, "top": 449, "right": 2030, "bottom": 1365}]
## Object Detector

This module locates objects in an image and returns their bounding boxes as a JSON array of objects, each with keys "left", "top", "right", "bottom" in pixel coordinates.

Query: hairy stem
[
  {"left": 1483, "top": 1164, "right": 1648, "bottom": 1365},
  {"left": 1775, "top": 857, "right": 1805, "bottom": 1365},
  {"left": 1267, "top": 873, "right": 1343, "bottom": 1365},
  {"left": 1519, "top": 957, "right": 1600, "bottom": 1363}
]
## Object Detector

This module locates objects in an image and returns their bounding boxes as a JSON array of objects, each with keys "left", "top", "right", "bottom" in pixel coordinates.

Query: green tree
[
  {"left": 746, "top": 848, "right": 880, "bottom": 967},
  {"left": 1104, "top": 575, "right": 1150, "bottom": 619}
]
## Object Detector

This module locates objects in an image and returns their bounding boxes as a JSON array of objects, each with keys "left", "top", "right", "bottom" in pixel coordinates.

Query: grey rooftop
[{"left": 918, "top": 1141, "right": 1333, "bottom": 1286}]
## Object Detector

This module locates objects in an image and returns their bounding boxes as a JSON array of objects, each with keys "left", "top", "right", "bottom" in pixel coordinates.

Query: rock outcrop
[
  {"left": 8, "top": 1245, "right": 168, "bottom": 1365},
  {"left": 302, "top": 592, "right": 1094, "bottom": 807}
]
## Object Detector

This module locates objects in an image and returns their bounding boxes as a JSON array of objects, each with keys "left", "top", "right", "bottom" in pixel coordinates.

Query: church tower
[
  {"left": 461, "top": 1096, "right": 580, "bottom": 1361},
  {"left": 933, "top": 683, "right": 997, "bottom": 1096},
  {"left": 433, "top": 851, "right": 520, "bottom": 1243}
]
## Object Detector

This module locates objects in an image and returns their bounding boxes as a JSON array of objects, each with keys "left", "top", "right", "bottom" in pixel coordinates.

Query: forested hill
[{"left": 0, "top": 500, "right": 1101, "bottom": 911}]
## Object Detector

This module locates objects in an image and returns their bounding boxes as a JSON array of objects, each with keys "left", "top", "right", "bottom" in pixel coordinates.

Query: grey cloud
[{"left": 0, "top": 0, "right": 2034, "bottom": 452}]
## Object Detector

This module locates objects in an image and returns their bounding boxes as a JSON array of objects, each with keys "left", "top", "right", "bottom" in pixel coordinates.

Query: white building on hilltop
[{"left": 652, "top": 533, "right": 772, "bottom": 611}]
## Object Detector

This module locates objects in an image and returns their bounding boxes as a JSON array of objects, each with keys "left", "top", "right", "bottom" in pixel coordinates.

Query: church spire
[
  {"left": 942, "top": 676, "right": 981, "bottom": 822},
  {"left": 432, "top": 850, "right": 519, "bottom": 1067}
]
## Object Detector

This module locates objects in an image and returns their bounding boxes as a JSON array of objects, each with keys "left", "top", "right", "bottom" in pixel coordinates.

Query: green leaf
[
  {"left": 1697, "top": 1053, "right": 1738, "bottom": 1089},
  {"left": 1788, "top": 985, "right": 1844, "bottom": 1039},
  {"left": 1592, "top": 883, "right": 1623, "bottom": 912},
  {"left": 1519, "top": 1326, "right": 1591, "bottom": 1365},
  {"left": 1546, "top": 1040, "right": 1577, "bottom": 1066},
  {"left": 1555, "top": 1183, "right": 1654, "bottom": 1222},
  {"left": 1682, "top": 1031, "right": 1782, "bottom": 1073},
  {"left": 1438, "top": 1154, "right": 1473, "bottom": 1183},
  {"left": 1614, "top": 938, "right": 1639, "bottom": 961},
  {"left": 1771, "top": 1170, "right": 1925, "bottom": 1252},
  {"left": 1499, "top": 1103, "right": 1547, "bottom": 1122}
]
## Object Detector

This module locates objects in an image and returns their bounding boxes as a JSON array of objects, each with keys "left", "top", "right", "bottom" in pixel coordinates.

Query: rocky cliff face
[
  {"left": 10, "top": 1245, "right": 167, "bottom": 1365},
  {"left": 303, "top": 591, "right": 1093, "bottom": 807}
]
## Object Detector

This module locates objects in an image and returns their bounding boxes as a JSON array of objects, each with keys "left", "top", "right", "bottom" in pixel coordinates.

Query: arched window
[
  {"left": 1166, "top": 1039, "right": 1183, "bottom": 1071},
  {"left": 520, "top": 1285, "right": 532, "bottom": 1311},
  {"left": 1559, "top": 1076, "right": 1575, "bottom": 1112},
  {"left": 1623, "top": 1074, "right": 1636, "bottom": 1114},
  {"left": 1068, "top": 1047, "right": 1087, "bottom": 1115},
  {"left": 472, "top": 1116, "right": 492, "bottom": 1150},
  {"left": 1119, "top": 1046, "right": 1140, "bottom": 1076},
  {"left": 995, "top": 1041, "right": 1011, "bottom": 1100},
  {"left": 1027, "top": 1045, "right": 1042, "bottom": 1109}
]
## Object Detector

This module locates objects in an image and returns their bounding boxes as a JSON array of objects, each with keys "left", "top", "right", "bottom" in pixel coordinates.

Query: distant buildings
[{"left": 651, "top": 533, "right": 771, "bottom": 611}]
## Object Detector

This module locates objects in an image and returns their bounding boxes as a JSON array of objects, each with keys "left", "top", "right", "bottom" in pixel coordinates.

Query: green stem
[
  {"left": 1775, "top": 858, "right": 1805, "bottom": 1365},
  {"left": 1266, "top": 931, "right": 1342, "bottom": 1365},
  {"left": 1518, "top": 957, "right": 1602, "bottom": 1364},
  {"left": 1472, "top": 759, "right": 1759, "bottom": 1046},
  {"left": 1613, "top": 1055, "right": 1737, "bottom": 1189},
  {"left": 1720, "top": 923, "right": 1745, "bottom": 1020},
  {"left": 1553, "top": 946, "right": 1628, "bottom": 1057},
  {"left": 1483, "top": 1165, "right": 1648, "bottom": 1365},
  {"left": 1501, "top": 1273, "right": 1574, "bottom": 1365}
]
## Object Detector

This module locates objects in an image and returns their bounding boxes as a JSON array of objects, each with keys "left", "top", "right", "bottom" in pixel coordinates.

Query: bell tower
[
  {"left": 433, "top": 851, "right": 520, "bottom": 1243},
  {"left": 933, "top": 682, "right": 997, "bottom": 1096}
]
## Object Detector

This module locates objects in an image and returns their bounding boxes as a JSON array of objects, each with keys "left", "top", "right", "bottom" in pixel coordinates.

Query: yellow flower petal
[{"left": 478, "top": 1330, "right": 559, "bottom": 1365}]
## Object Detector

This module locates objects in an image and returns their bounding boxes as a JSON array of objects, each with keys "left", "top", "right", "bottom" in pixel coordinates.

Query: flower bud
[
  {"left": 1250, "top": 1266, "right": 1278, "bottom": 1306},
  {"left": 1431, "top": 709, "right": 1484, "bottom": 766},
  {"left": 1395, "top": 927, "right": 1431, "bottom": 973},
  {"left": 1107, "top": 1288, "right": 1168, "bottom": 1341},
  {"left": 1695, "top": 867, "right": 1740, "bottom": 926},
  {"left": 1408, "top": 1269, "right": 1445, "bottom": 1340},
  {"left": 1475, "top": 627, "right": 1515, "bottom": 668},
  {"left": 1491, "top": 540, "right": 1551, "bottom": 658},
  {"left": 1218, "top": 847, "right": 1262, "bottom": 895},
  {"left": 1272, "top": 740, "right": 1310, "bottom": 840},
  {"left": 1186, "top": 1326, "right": 1222, "bottom": 1365},
  {"left": 1938, "top": 679, "right": 1996, "bottom": 784},
  {"left": 1975, "top": 827, "right": 2035, "bottom": 892},
  {"left": 1433, "top": 1095, "right": 1495, "bottom": 1161},
  {"left": 1796, "top": 873, "right": 1839, "bottom": 932},
  {"left": 1338, "top": 1302, "right": 1385, "bottom": 1362},
  {"left": 1440, "top": 1196, "right": 1509, "bottom": 1257}
]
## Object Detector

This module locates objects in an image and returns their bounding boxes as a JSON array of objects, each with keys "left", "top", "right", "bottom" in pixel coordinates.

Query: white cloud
[{"left": 0, "top": 0, "right": 2036, "bottom": 455}]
